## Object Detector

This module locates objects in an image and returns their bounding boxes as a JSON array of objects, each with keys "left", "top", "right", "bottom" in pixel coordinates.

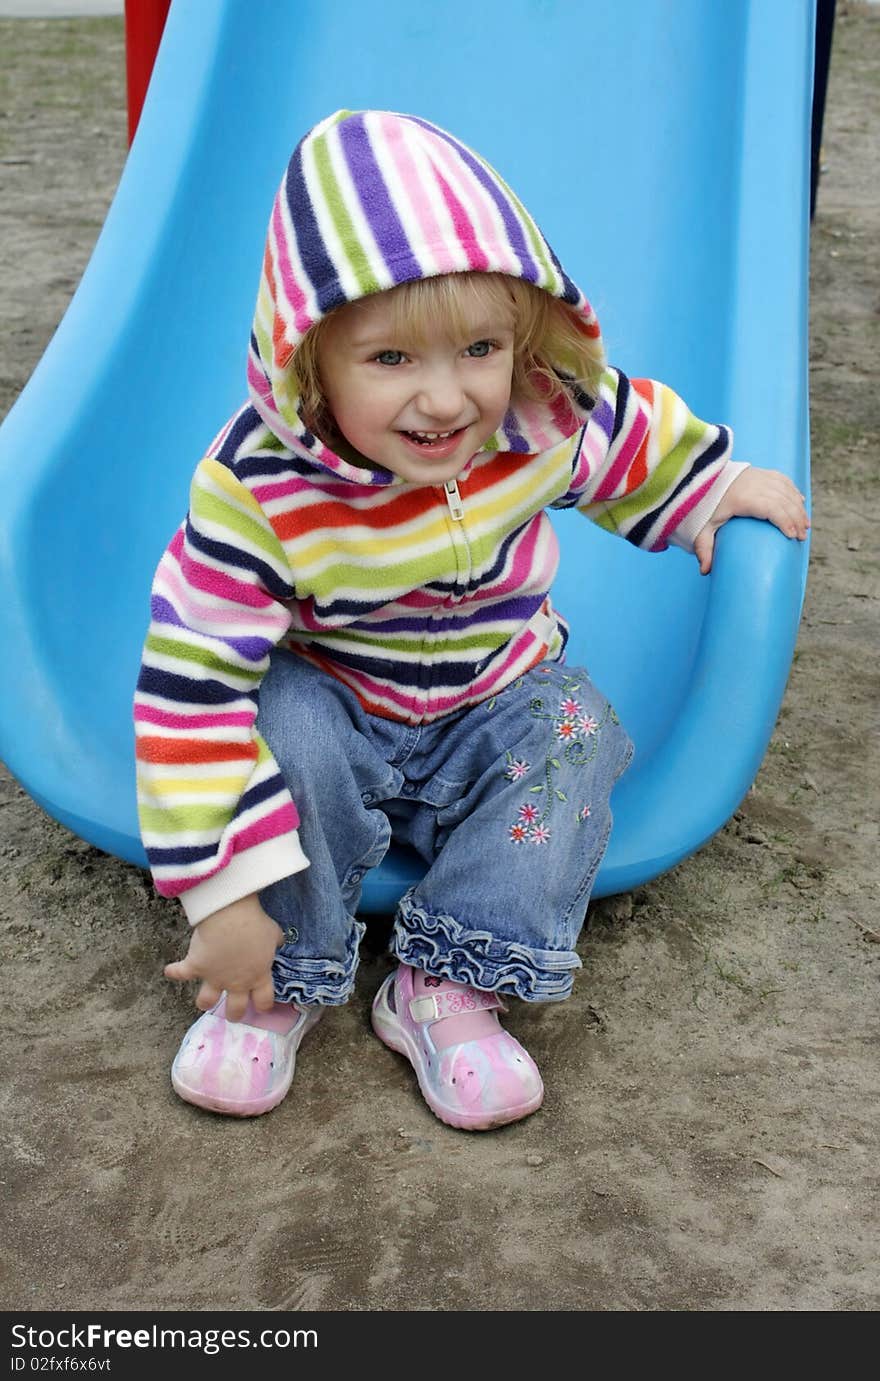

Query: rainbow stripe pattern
[{"left": 135, "top": 110, "right": 734, "bottom": 911}]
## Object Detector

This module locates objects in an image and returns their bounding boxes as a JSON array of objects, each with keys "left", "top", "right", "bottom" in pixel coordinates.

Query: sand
[{"left": 0, "top": 6, "right": 877, "bottom": 1312}]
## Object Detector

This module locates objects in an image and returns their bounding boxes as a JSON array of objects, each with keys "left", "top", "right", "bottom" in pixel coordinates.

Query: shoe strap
[{"left": 409, "top": 988, "right": 504, "bottom": 1023}]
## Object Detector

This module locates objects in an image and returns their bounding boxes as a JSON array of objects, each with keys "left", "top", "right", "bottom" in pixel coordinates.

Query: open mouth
[{"left": 402, "top": 427, "right": 465, "bottom": 447}]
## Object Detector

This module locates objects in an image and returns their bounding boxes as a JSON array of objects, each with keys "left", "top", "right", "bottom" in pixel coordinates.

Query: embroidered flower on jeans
[{"left": 503, "top": 672, "right": 620, "bottom": 845}]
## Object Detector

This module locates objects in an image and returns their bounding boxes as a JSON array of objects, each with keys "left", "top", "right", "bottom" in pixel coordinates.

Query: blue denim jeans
[{"left": 257, "top": 651, "right": 633, "bottom": 1007}]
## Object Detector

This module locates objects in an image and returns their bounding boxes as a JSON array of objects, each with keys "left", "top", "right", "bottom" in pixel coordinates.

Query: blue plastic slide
[{"left": 0, "top": 0, "right": 813, "bottom": 912}]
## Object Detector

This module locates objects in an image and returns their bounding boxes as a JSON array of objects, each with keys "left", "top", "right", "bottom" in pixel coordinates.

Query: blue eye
[
  {"left": 467, "top": 340, "right": 494, "bottom": 358},
  {"left": 375, "top": 350, "right": 406, "bottom": 366}
]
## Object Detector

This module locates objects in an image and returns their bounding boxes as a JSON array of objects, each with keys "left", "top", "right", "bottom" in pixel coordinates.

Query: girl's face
[{"left": 315, "top": 289, "right": 516, "bottom": 484}]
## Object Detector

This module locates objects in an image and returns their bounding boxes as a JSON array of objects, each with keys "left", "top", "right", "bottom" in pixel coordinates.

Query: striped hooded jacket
[{"left": 135, "top": 109, "right": 744, "bottom": 923}]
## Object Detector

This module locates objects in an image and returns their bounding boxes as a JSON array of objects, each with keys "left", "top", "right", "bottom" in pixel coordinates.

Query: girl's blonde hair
[{"left": 291, "top": 272, "right": 605, "bottom": 443}]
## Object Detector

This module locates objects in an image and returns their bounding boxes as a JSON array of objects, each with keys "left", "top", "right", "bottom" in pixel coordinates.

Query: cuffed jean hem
[
  {"left": 271, "top": 918, "right": 367, "bottom": 1006},
  {"left": 392, "top": 890, "right": 581, "bottom": 1003}
]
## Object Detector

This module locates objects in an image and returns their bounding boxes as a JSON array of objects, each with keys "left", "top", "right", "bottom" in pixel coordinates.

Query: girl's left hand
[{"left": 694, "top": 467, "right": 810, "bottom": 575}]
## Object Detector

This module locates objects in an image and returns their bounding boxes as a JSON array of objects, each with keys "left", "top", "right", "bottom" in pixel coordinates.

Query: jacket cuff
[
  {"left": 668, "top": 460, "right": 750, "bottom": 552},
  {"left": 179, "top": 832, "right": 310, "bottom": 925}
]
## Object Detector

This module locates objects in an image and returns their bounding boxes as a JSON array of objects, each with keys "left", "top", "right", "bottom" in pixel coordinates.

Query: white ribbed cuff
[
  {"left": 180, "top": 832, "right": 310, "bottom": 925},
  {"left": 669, "top": 460, "right": 750, "bottom": 552}
]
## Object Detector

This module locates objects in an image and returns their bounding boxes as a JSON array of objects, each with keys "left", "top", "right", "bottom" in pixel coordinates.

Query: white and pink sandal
[
  {"left": 171, "top": 995, "right": 323, "bottom": 1117},
  {"left": 371, "top": 963, "right": 543, "bottom": 1131}
]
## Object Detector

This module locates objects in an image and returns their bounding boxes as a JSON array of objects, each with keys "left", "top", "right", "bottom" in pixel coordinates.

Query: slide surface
[{"left": 0, "top": 0, "right": 813, "bottom": 911}]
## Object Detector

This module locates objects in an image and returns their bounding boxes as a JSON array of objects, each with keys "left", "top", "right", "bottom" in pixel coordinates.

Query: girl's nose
[{"left": 416, "top": 366, "right": 465, "bottom": 422}]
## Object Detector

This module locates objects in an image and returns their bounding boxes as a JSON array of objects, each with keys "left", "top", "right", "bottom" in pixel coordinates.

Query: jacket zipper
[
  {"left": 443, "top": 478, "right": 464, "bottom": 521},
  {"left": 420, "top": 480, "right": 469, "bottom": 712},
  {"left": 439, "top": 477, "right": 470, "bottom": 603}
]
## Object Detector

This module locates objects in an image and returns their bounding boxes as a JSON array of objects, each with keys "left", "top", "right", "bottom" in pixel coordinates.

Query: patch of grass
[
  {"left": 787, "top": 902, "right": 826, "bottom": 926},
  {"left": 811, "top": 417, "right": 872, "bottom": 451},
  {"left": 714, "top": 960, "right": 752, "bottom": 992},
  {"left": 762, "top": 863, "right": 806, "bottom": 892}
]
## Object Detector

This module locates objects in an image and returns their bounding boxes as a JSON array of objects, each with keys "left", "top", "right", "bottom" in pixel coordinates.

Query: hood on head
[{"left": 247, "top": 109, "right": 603, "bottom": 483}]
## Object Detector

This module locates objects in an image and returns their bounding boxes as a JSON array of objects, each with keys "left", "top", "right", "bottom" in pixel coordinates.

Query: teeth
[{"left": 409, "top": 429, "right": 457, "bottom": 441}]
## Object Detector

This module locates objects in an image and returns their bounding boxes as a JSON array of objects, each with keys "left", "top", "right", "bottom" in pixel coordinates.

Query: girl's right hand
[{"left": 164, "top": 893, "right": 283, "bottom": 1022}]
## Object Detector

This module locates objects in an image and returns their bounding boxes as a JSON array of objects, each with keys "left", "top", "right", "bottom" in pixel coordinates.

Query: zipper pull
[{"left": 443, "top": 478, "right": 464, "bottom": 521}]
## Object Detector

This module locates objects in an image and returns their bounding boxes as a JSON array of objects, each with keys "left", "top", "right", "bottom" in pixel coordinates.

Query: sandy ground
[{"left": 0, "top": 9, "right": 877, "bottom": 1314}]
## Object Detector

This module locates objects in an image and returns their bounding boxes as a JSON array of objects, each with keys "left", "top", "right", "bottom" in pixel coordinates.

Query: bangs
[{"left": 384, "top": 273, "right": 520, "bottom": 348}]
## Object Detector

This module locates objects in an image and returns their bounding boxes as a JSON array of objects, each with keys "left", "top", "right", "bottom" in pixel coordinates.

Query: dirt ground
[{"left": 0, "top": 9, "right": 877, "bottom": 1314}]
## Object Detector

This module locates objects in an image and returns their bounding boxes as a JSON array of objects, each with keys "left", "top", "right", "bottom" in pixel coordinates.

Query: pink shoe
[
  {"left": 371, "top": 964, "right": 543, "bottom": 1131},
  {"left": 171, "top": 995, "right": 322, "bottom": 1117}
]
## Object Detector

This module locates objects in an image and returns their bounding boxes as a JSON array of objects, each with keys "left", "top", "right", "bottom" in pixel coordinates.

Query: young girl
[{"left": 135, "top": 110, "right": 808, "bottom": 1129}]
